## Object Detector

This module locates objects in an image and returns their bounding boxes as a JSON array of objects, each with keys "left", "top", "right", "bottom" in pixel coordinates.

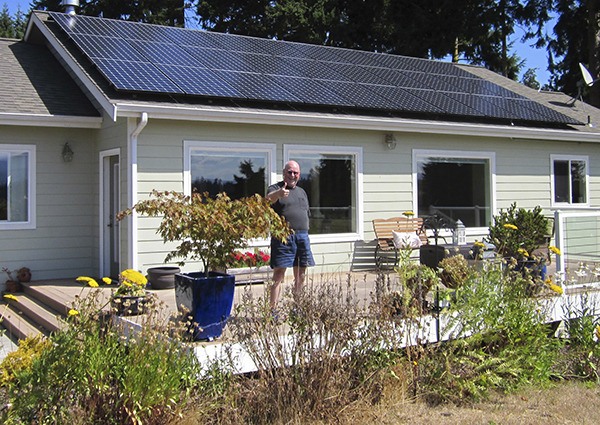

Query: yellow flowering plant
[
  {"left": 487, "top": 203, "right": 550, "bottom": 261},
  {"left": 111, "top": 269, "right": 148, "bottom": 297}
]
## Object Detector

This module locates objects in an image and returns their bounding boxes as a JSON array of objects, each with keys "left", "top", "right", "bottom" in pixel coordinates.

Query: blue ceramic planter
[{"left": 174, "top": 271, "right": 235, "bottom": 341}]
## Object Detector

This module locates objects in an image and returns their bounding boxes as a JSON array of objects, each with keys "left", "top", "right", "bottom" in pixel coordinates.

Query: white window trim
[
  {"left": 183, "top": 140, "right": 277, "bottom": 197},
  {"left": 550, "top": 154, "right": 590, "bottom": 208},
  {"left": 284, "top": 144, "right": 364, "bottom": 243},
  {"left": 0, "top": 144, "right": 36, "bottom": 230},
  {"left": 412, "top": 149, "right": 496, "bottom": 235},
  {"left": 183, "top": 140, "right": 277, "bottom": 248}
]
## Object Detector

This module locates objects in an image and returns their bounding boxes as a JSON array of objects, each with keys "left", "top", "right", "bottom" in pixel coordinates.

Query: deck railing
[{"left": 555, "top": 209, "right": 600, "bottom": 291}]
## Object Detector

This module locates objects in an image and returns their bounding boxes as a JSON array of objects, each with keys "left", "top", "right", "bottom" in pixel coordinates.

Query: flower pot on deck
[
  {"left": 175, "top": 271, "right": 235, "bottom": 341},
  {"left": 147, "top": 266, "right": 180, "bottom": 289}
]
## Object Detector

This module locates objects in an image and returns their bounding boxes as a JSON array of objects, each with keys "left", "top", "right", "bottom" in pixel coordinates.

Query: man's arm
[{"left": 266, "top": 182, "right": 288, "bottom": 203}]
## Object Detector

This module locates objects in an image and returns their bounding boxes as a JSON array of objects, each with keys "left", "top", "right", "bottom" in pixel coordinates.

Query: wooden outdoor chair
[{"left": 372, "top": 216, "right": 429, "bottom": 268}]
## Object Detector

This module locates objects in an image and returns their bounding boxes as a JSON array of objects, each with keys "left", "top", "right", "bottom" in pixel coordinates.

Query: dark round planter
[
  {"left": 111, "top": 294, "right": 149, "bottom": 316},
  {"left": 147, "top": 266, "right": 180, "bottom": 289}
]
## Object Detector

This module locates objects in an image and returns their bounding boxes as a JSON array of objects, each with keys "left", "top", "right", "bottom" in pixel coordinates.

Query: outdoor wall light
[
  {"left": 384, "top": 133, "right": 397, "bottom": 150},
  {"left": 62, "top": 142, "right": 74, "bottom": 162}
]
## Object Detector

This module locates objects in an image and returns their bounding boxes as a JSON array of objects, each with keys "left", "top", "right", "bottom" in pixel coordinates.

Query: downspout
[{"left": 128, "top": 112, "right": 148, "bottom": 270}]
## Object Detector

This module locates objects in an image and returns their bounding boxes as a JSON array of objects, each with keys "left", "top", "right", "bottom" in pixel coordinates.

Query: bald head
[{"left": 283, "top": 160, "right": 300, "bottom": 188}]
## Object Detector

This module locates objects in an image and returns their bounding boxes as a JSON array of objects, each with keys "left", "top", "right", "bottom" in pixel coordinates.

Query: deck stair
[{"left": 1, "top": 282, "right": 70, "bottom": 342}]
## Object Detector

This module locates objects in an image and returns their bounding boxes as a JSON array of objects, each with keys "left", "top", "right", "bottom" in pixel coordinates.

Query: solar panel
[
  {"left": 130, "top": 40, "right": 201, "bottom": 66},
  {"left": 70, "top": 34, "right": 146, "bottom": 61},
  {"left": 47, "top": 11, "right": 581, "bottom": 125},
  {"left": 94, "top": 58, "right": 183, "bottom": 93},
  {"left": 156, "top": 64, "right": 242, "bottom": 97}
]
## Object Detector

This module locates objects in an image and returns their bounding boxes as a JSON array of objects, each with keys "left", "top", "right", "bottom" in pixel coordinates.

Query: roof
[
  {"left": 0, "top": 37, "right": 100, "bottom": 120},
  {"left": 4, "top": 11, "right": 599, "bottom": 139},
  {"left": 25, "top": 11, "right": 591, "bottom": 130}
]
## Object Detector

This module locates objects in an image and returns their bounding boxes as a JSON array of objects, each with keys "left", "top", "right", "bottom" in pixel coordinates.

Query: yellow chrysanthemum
[
  {"left": 474, "top": 241, "right": 485, "bottom": 248},
  {"left": 517, "top": 248, "right": 529, "bottom": 257},
  {"left": 68, "top": 309, "right": 79, "bottom": 316},
  {"left": 544, "top": 278, "right": 563, "bottom": 295},
  {"left": 3, "top": 294, "right": 18, "bottom": 302},
  {"left": 76, "top": 276, "right": 99, "bottom": 287},
  {"left": 549, "top": 246, "right": 561, "bottom": 256},
  {"left": 102, "top": 277, "right": 113, "bottom": 285},
  {"left": 120, "top": 269, "right": 148, "bottom": 286},
  {"left": 402, "top": 211, "right": 415, "bottom": 217},
  {"left": 503, "top": 223, "right": 518, "bottom": 230}
]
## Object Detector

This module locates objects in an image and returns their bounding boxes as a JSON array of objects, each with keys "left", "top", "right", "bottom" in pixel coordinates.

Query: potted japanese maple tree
[{"left": 118, "top": 190, "right": 290, "bottom": 340}]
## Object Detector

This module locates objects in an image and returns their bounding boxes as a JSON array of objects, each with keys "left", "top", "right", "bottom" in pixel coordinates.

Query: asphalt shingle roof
[{"left": 0, "top": 37, "right": 99, "bottom": 117}]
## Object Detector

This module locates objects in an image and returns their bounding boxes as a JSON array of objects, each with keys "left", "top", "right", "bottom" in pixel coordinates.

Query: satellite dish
[{"left": 579, "top": 62, "right": 598, "bottom": 86}]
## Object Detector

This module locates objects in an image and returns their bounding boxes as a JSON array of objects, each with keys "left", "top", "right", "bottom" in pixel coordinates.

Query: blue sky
[{"left": 2, "top": 0, "right": 552, "bottom": 85}]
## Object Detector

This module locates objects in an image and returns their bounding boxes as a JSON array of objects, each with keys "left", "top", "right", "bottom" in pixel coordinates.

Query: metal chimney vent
[{"left": 61, "top": 0, "right": 79, "bottom": 15}]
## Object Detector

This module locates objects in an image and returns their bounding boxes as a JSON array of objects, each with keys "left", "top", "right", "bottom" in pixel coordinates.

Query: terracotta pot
[
  {"left": 6, "top": 280, "right": 22, "bottom": 293},
  {"left": 17, "top": 267, "right": 31, "bottom": 283}
]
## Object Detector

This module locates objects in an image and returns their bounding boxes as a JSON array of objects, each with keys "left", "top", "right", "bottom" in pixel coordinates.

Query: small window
[
  {"left": 184, "top": 141, "right": 276, "bottom": 200},
  {"left": 0, "top": 145, "right": 35, "bottom": 230},
  {"left": 414, "top": 150, "right": 494, "bottom": 228},
  {"left": 552, "top": 155, "right": 588, "bottom": 206}
]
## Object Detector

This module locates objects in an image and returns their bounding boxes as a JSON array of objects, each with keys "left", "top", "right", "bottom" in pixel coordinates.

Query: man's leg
[
  {"left": 293, "top": 266, "right": 307, "bottom": 299},
  {"left": 270, "top": 267, "right": 287, "bottom": 309}
]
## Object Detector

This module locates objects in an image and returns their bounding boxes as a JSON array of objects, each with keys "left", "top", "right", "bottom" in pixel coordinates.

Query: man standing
[{"left": 266, "top": 160, "right": 315, "bottom": 309}]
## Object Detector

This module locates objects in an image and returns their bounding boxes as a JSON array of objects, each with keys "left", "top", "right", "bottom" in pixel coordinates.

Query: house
[{"left": 1, "top": 10, "right": 600, "bottom": 285}]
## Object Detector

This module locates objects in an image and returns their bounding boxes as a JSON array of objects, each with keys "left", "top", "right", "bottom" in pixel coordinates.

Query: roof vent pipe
[{"left": 61, "top": 0, "right": 79, "bottom": 15}]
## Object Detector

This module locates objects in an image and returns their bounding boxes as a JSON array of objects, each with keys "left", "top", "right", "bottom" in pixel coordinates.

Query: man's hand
[
  {"left": 278, "top": 182, "right": 289, "bottom": 199},
  {"left": 267, "top": 182, "right": 289, "bottom": 203}
]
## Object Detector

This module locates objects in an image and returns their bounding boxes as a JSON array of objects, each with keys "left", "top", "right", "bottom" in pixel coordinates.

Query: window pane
[
  {"left": 553, "top": 160, "right": 569, "bottom": 203},
  {"left": 417, "top": 157, "right": 490, "bottom": 227},
  {"left": 293, "top": 153, "right": 356, "bottom": 234},
  {"left": 571, "top": 160, "right": 586, "bottom": 204},
  {"left": 0, "top": 151, "right": 29, "bottom": 223},
  {"left": 191, "top": 150, "right": 268, "bottom": 199}
]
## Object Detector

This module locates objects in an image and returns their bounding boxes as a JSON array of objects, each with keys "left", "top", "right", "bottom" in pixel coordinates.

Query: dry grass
[{"left": 331, "top": 381, "right": 600, "bottom": 425}]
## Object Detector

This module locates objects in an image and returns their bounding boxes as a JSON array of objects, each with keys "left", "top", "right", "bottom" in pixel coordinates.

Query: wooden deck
[{"left": 0, "top": 270, "right": 390, "bottom": 348}]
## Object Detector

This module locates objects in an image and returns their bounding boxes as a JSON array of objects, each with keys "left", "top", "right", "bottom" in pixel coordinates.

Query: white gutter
[
  {"left": 28, "top": 13, "right": 117, "bottom": 121},
  {"left": 114, "top": 102, "right": 600, "bottom": 144},
  {"left": 128, "top": 112, "right": 148, "bottom": 270},
  {"left": 0, "top": 113, "right": 102, "bottom": 128}
]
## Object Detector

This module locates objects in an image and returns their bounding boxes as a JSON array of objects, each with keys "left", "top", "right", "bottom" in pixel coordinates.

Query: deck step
[
  {"left": 22, "top": 283, "right": 74, "bottom": 315},
  {"left": 5, "top": 294, "right": 64, "bottom": 334},
  {"left": 1, "top": 303, "right": 47, "bottom": 341}
]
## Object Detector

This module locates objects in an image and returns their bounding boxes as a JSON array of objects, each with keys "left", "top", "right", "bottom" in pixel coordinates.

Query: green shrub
[
  {"left": 0, "top": 335, "right": 51, "bottom": 387},
  {"left": 2, "top": 291, "right": 203, "bottom": 424},
  {"left": 488, "top": 202, "right": 549, "bottom": 260},
  {"left": 438, "top": 254, "right": 473, "bottom": 290},
  {"left": 414, "top": 261, "right": 561, "bottom": 403}
]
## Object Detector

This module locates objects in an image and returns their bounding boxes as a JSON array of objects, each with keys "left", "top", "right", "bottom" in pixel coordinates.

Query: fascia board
[
  {"left": 0, "top": 113, "right": 102, "bottom": 128},
  {"left": 115, "top": 102, "right": 600, "bottom": 144},
  {"left": 28, "top": 13, "right": 117, "bottom": 122}
]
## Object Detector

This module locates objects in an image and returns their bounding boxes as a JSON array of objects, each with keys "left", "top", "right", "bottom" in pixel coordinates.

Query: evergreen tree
[
  {"left": 31, "top": 0, "right": 186, "bottom": 26},
  {"left": 549, "top": 0, "right": 600, "bottom": 107},
  {"left": 0, "top": 4, "right": 26, "bottom": 39}
]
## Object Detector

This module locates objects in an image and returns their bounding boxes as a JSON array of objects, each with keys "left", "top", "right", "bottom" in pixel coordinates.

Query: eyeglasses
[{"left": 286, "top": 170, "right": 299, "bottom": 175}]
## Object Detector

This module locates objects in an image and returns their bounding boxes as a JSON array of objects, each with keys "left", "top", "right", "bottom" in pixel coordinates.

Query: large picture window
[
  {"left": 0, "top": 145, "right": 35, "bottom": 230},
  {"left": 185, "top": 142, "right": 276, "bottom": 200},
  {"left": 551, "top": 155, "right": 588, "bottom": 206},
  {"left": 414, "top": 150, "right": 494, "bottom": 228},
  {"left": 285, "top": 145, "right": 362, "bottom": 238}
]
